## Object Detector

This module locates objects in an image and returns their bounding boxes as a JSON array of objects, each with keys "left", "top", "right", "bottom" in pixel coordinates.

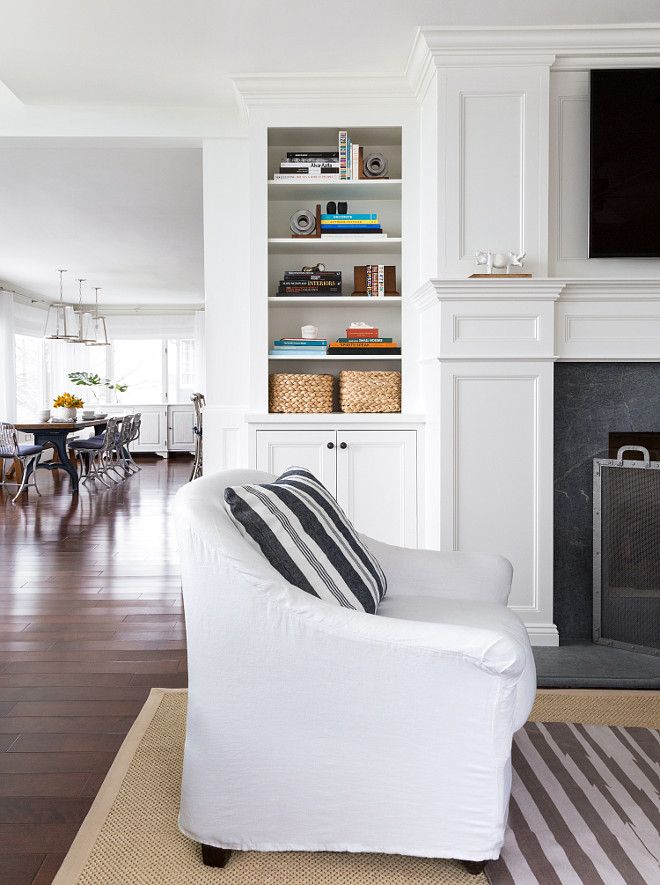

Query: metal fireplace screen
[{"left": 593, "top": 447, "right": 660, "bottom": 657}]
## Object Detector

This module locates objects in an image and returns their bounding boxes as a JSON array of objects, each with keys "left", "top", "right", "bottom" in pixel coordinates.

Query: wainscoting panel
[
  {"left": 440, "top": 361, "right": 556, "bottom": 641},
  {"left": 442, "top": 65, "right": 549, "bottom": 277}
]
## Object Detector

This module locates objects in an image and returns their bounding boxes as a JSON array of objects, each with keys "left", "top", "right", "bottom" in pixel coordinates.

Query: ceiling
[{"left": 1, "top": 0, "right": 658, "bottom": 311}]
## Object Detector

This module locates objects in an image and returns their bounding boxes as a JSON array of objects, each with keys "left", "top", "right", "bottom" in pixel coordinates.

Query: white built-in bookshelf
[{"left": 266, "top": 126, "right": 403, "bottom": 406}]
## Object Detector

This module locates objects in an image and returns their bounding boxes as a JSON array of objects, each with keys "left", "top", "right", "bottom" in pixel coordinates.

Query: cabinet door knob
[
  {"left": 339, "top": 442, "right": 348, "bottom": 449},
  {"left": 327, "top": 442, "right": 334, "bottom": 449}
]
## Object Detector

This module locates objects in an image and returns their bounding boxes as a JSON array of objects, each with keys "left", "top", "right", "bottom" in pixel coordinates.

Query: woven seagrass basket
[
  {"left": 268, "top": 373, "right": 334, "bottom": 413},
  {"left": 339, "top": 370, "right": 401, "bottom": 413}
]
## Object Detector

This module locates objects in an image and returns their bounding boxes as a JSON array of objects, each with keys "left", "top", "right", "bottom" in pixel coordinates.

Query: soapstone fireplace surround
[{"left": 412, "top": 278, "right": 660, "bottom": 647}]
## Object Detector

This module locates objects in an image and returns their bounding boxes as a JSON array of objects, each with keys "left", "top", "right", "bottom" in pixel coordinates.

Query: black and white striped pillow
[{"left": 223, "top": 466, "right": 387, "bottom": 614}]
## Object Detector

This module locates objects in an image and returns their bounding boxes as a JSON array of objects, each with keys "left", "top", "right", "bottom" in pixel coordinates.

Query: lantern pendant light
[
  {"left": 72, "top": 278, "right": 96, "bottom": 344},
  {"left": 44, "top": 269, "right": 79, "bottom": 339},
  {"left": 87, "top": 286, "right": 111, "bottom": 347}
]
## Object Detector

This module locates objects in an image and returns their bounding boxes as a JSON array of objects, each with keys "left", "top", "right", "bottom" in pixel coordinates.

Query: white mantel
[{"left": 412, "top": 277, "right": 660, "bottom": 646}]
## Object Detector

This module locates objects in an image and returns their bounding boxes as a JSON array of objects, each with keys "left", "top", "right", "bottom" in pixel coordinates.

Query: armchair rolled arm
[{"left": 360, "top": 535, "right": 513, "bottom": 606}]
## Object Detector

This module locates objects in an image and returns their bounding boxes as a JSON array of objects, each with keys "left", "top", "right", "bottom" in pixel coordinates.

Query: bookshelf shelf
[
  {"left": 268, "top": 179, "right": 402, "bottom": 201},
  {"left": 268, "top": 354, "right": 402, "bottom": 361},
  {"left": 266, "top": 125, "right": 403, "bottom": 409},
  {"left": 268, "top": 296, "right": 401, "bottom": 307},
  {"left": 268, "top": 237, "right": 402, "bottom": 255}
]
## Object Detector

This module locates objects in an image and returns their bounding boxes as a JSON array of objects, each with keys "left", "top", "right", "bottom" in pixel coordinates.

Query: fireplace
[
  {"left": 554, "top": 364, "right": 660, "bottom": 641},
  {"left": 593, "top": 445, "right": 660, "bottom": 657}
]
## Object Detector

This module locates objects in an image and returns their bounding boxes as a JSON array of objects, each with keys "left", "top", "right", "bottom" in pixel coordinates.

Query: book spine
[
  {"left": 320, "top": 220, "right": 381, "bottom": 226},
  {"left": 269, "top": 349, "right": 327, "bottom": 355},
  {"left": 320, "top": 214, "right": 378, "bottom": 221},
  {"left": 278, "top": 279, "right": 341, "bottom": 287},
  {"left": 339, "top": 130, "right": 348, "bottom": 180},
  {"left": 327, "top": 349, "right": 401, "bottom": 355},
  {"left": 277, "top": 288, "right": 342, "bottom": 294},
  {"left": 274, "top": 292, "right": 342, "bottom": 297},
  {"left": 286, "top": 151, "right": 339, "bottom": 159},
  {"left": 346, "top": 330, "right": 378, "bottom": 337},
  {"left": 366, "top": 264, "right": 372, "bottom": 298},
  {"left": 283, "top": 271, "right": 342, "bottom": 279},
  {"left": 320, "top": 230, "right": 383, "bottom": 237},
  {"left": 279, "top": 164, "right": 339, "bottom": 173},
  {"left": 329, "top": 342, "right": 398, "bottom": 348},
  {"left": 337, "top": 337, "right": 392, "bottom": 343},
  {"left": 274, "top": 340, "right": 329, "bottom": 346},
  {"left": 273, "top": 173, "right": 340, "bottom": 180},
  {"left": 378, "top": 264, "right": 385, "bottom": 298},
  {"left": 351, "top": 143, "right": 359, "bottom": 180},
  {"left": 320, "top": 233, "right": 386, "bottom": 239}
]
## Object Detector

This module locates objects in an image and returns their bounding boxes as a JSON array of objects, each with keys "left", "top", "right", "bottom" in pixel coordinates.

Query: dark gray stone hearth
[{"left": 554, "top": 362, "right": 660, "bottom": 640}]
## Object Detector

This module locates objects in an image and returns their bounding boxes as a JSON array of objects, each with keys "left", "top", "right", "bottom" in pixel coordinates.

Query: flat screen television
[{"left": 589, "top": 68, "right": 660, "bottom": 258}]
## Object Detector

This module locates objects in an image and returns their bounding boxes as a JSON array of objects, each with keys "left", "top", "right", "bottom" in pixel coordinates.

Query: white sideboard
[{"left": 103, "top": 403, "right": 195, "bottom": 457}]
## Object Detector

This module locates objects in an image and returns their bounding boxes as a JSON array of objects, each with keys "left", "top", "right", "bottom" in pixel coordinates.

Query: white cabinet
[
  {"left": 255, "top": 427, "right": 417, "bottom": 546},
  {"left": 103, "top": 404, "right": 194, "bottom": 455},
  {"left": 167, "top": 404, "right": 195, "bottom": 452}
]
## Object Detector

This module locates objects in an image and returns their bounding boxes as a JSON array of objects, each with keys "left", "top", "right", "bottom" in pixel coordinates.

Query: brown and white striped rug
[{"left": 487, "top": 721, "right": 660, "bottom": 885}]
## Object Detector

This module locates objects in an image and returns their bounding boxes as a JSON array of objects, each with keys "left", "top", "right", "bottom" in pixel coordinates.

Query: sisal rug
[{"left": 53, "top": 688, "right": 660, "bottom": 885}]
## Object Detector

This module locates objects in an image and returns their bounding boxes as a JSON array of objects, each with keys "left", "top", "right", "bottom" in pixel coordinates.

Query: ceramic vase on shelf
[{"left": 53, "top": 407, "right": 77, "bottom": 421}]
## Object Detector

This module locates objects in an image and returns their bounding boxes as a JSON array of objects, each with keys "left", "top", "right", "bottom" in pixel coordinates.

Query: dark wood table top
[{"left": 15, "top": 418, "right": 111, "bottom": 431}]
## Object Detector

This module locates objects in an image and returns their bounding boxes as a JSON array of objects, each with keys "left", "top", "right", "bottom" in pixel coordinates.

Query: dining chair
[
  {"left": 0, "top": 422, "right": 44, "bottom": 503},
  {"left": 107, "top": 415, "right": 133, "bottom": 479},
  {"left": 67, "top": 417, "right": 119, "bottom": 489},
  {"left": 123, "top": 412, "right": 141, "bottom": 474}
]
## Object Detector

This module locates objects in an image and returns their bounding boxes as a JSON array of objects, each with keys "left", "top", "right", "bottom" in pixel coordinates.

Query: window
[
  {"left": 167, "top": 339, "right": 196, "bottom": 402},
  {"left": 15, "top": 334, "right": 197, "bottom": 410}
]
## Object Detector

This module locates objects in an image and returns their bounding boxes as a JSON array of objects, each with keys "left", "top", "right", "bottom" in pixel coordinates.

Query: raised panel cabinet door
[
  {"left": 336, "top": 430, "right": 417, "bottom": 546},
  {"left": 255, "top": 430, "right": 337, "bottom": 492},
  {"left": 131, "top": 408, "right": 166, "bottom": 452},
  {"left": 168, "top": 405, "right": 195, "bottom": 450}
]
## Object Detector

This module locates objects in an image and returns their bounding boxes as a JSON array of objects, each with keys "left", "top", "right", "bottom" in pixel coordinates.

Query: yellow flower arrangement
[{"left": 53, "top": 392, "right": 84, "bottom": 409}]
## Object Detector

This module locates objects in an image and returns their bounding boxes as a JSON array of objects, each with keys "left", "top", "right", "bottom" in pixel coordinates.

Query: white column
[{"left": 202, "top": 137, "right": 251, "bottom": 473}]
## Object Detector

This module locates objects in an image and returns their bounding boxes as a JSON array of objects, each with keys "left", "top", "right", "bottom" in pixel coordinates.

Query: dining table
[{"left": 14, "top": 417, "right": 111, "bottom": 493}]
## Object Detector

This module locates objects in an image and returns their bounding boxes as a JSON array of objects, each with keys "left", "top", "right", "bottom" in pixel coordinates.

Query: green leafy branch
[{"left": 68, "top": 371, "right": 128, "bottom": 394}]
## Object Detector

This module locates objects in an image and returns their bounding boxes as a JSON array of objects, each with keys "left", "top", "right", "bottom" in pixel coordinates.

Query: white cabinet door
[
  {"left": 168, "top": 405, "right": 195, "bottom": 452},
  {"left": 255, "top": 428, "right": 417, "bottom": 546},
  {"left": 131, "top": 407, "right": 167, "bottom": 453},
  {"left": 255, "top": 430, "right": 337, "bottom": 490},
  {"left": 336, "top": 430, "right": 417, "bottom": 546}
]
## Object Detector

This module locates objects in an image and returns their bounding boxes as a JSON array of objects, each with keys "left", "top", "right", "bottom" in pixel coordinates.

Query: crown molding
[
  {"left": 231, "top": 73, "right": 416, "bottom": 117},
  {"left": 407, "top": 24, "right": 660, "bottom": 100}
]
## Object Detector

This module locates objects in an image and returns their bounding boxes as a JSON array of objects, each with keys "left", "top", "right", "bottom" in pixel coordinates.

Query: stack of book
[
  {"left": 275, "top": 270, "right": 342, "bottom": 297},
  {"left": 269, "top": 338, "right": 328, "bottom": 356},
  {"left": 365, "top": 264, "right": 385, "bottom": 297},
  {"left": 320, "top": 213, "right": 386, "bottom": 241},
  {"left": 274, "top": 151, "right": 340, "bottom": 181},
  {"left": 338, "top": 131, "right": 363, "bottom": 180},
  {"left": 327, "top": 326, "right": 401, "bottom": 355}
]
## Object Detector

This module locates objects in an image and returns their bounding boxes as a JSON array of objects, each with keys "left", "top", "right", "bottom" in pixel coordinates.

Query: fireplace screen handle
[{"left": 616, "top": 445, "right": 651, "bottom": 465}]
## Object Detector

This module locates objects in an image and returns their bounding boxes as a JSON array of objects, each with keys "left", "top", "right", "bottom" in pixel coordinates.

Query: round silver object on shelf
[
  {"left": 289, "top": 209, "right": 316, "bottom": 235},
  {"left": 362, "top": 152, "right": 388, "bottom": 178}
]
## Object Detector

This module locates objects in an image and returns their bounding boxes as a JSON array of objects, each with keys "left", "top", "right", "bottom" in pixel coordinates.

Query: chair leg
[
  {"left": 11, "top": 454, "right": 41, "bottom": 504},
  {"left": 460, "top": 859, "right": 489, "bottom": 875},
  {"left": 201, "top": 844, "right": 232, "bottom": 867}
]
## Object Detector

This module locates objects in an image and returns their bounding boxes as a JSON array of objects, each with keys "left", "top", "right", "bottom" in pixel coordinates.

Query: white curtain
[
  {"left": 0, "top": 291, "right": 16, "bottom": 422},
  {"left": 194, "top": 310, "right": 205, "bottom": 393}
]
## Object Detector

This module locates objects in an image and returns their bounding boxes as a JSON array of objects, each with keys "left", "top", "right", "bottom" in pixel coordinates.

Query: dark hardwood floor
[{"left": 0, "top": 456, "right": 190, "bottom": 885}]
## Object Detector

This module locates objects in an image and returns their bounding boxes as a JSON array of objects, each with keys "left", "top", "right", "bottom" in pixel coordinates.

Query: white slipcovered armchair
[{"left": 174, "top": 469, "right": 536, "bottom": 875}]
